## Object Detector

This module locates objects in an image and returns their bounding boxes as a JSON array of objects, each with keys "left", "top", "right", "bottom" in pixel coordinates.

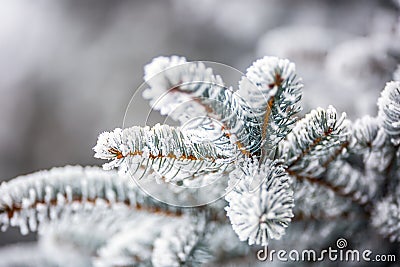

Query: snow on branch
[
  {"left": 143, "top": 56, "right": 256, "bottom": 156},
  {"left": 378, "top": 81, "right": 400, "bottom": 145},
  {"left": 372, "top": 196, "right": 400, "bottom": 242},
  {"left": 350, "top": 115, "right": 394, "bottom": 172},
  {"left": 143, "top": 56, "right": 223, "bottom": 122},
  {"left": 282, "top": 105, "right": 350, "bottom": 177},
  {"left": 94, "top": 124, "right": 235, "bottom": 184},
  {"left": 324, "top": 160, "right": 379, "bottom": 204},
  {"left": 152, "top": 216, "right": 211, "bottom": 267},
  {"left": 225, "top": 159, "right": 294, "bottom": 246},
  {"left": 238, "top": 56, "right": 303, "bottom": 158},
  {"left": 0, "top": 166, "right": 181, "bottom": 235},
  {"left": 38, "top": 206, "right": 143, "bottom": 258},
  {"left": 89, "top": 210, "right": 182, "bottom": 267},
  {"left": 351, "top": 116, "right": 383, "bottom": 152},
  {"left": 292, "top": 179, "right": 353, "bottom": 220},
  {"left": 4, "top": 53, "right": 400, "bottom": 262},
  {"left": 94, "top": 215, "right": 209, "bottom": 267}
]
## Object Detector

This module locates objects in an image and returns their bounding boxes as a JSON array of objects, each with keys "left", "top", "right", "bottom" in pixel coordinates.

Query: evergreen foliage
[{"left": 1, "top": 55, "right": 400, "bottom": 266}]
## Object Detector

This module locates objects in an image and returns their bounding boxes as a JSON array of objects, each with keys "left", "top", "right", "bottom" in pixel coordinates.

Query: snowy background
[{"left": 0, "top": 0, "right": 399, "bottom": 246}]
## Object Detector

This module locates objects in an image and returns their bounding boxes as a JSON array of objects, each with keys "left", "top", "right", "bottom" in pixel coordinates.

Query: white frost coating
[
  {"left": 326, "top": 160, "right": 378, "bottom": 204},
  {"left": 152, "top": 216, "right": 209, "bottom": 267},
  {"left": 378, "top": 81, "right": 400, "bottom": 145},
  {"left": 351, "top": 115, "right": 393, "bottom": 172},
  {"left": 93, "top": 123, "right": 235, "bottom": 184},
  {"left": 281, "top": 105, "right": 350, "bottom": 177},
  {"left": 3, "top": 52, "right": 400, "bottom": 264},
  {"left": 0, "top": 166, "right": 174, "bottom": 235},
  {"left": 238, "top": 56, "right": 301, "bottom": 106},
  {"left": 293, "top": 178, "right": 352, "bottom": 220},
  {"left": 352, "top": 116, "right": 381, "bottom": 149},
  {"left": 93, "top": 211, "right": 180, "bottom": 267},
  {"left": 372, "top": 196, "right": 400, "bottom": 242},
  {"left": 143, "top": 56, "right": 225, "bottom": 123},
  {"left": 237, "top": 56, "right": 303, "bottom": 154},
  {"left": 142, "top": 56, "right": 256, "bottom": 155},
  {"left": 225, "top": 159, "right": 294, "bottom": 246},
  {"left": 144, "top": 56, "right": 187, "bottom": 86}
]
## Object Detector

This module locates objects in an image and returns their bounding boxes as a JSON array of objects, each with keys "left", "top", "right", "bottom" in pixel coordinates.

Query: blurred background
[{"left": 0, "top": 0, "right": 399, "bottom": 246}]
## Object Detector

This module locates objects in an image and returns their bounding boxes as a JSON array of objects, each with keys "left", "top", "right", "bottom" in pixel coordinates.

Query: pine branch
[
  {"left": 281, "top": 108, "right": 380, "bottom": 207},
  {"left": 288, "top": 162, "right": 377, "bottom": 207},
  {"left": 37, "top": 208, "right": 135, "bottom": 267},
  {"left": 208, "top": 224, "right": 250, "bottom": 263},
  {"left": 350, "top": 115, "right": 394, "bottom": 172},
  {"left": 0, "top": 166, "right": 182, "bottom": 235},
  {"left": 143, "top": 56, "right": 222, "bottom": 123},
  {"left": 225, "top": 159, "right": 294, "bottom": 246},
  {"left": 285, "top": 110, "right": 391, "bottom": 208},
  {"left": 378, "top": 81, "right": 400, "bottom": 145},
  {"left": 91, "top": 211, "right": 185, "bottom": 267},
  {"left": 94, "top": 124, "right": 235, "bottom": 184},
  {"left": 238, "top": 56, "right": 303, "bottom": 159},
  {"left": 292, "top": 178, "right": 353, "bottom": 221},
  {"left": 152, "top": 215, "right": 211, "bottom": 267},
  {"left": 38, "top": 207, "right": 150, "bottom": 257},
  {"left": 372, "top": 196, "right": 400, "bottom": 242},
  {"left": 4, "top": 54, "right": 400, "bottom": 263},
  {"left": 143, "top": 56, "right": 256, "bottom": 156},
  {"left": 281, "top": 105, "right": 350, "bottom": 177},
  {"left": 351, "top": 116, "right": 384, "bottom": 152},
  {"left": 94, "top": 215, "right": 209, "bottom": 267},
  {"left": 346, "top": 115, "right": 395, "bottom": 202},
  {"left": 324, "top": 160, "right": 379, "bottom": 204}
]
